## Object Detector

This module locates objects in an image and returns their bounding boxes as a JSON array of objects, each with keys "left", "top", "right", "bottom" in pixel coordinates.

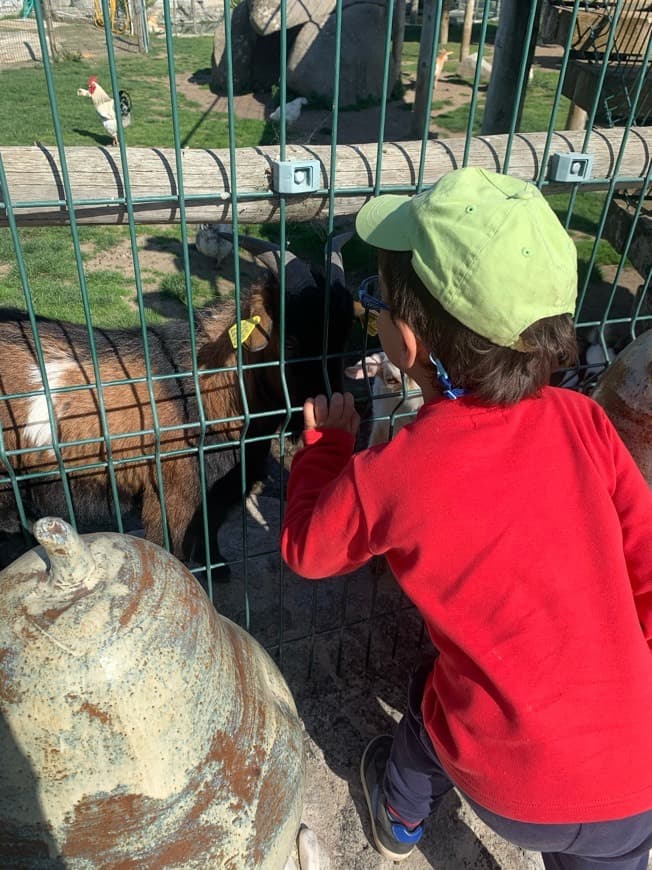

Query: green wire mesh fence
[{"left": 0, "top": 0, "right": 651, "bottom": 676}]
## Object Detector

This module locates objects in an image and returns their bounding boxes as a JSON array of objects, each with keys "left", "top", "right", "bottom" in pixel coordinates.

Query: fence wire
[{"left": 0, "top": 0, "right": 651, "bottom": 675}]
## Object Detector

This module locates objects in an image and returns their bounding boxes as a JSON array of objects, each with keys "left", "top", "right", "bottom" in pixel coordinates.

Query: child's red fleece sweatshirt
[{"left": 281, "top": 386, "right": 652, "bottom": 823}]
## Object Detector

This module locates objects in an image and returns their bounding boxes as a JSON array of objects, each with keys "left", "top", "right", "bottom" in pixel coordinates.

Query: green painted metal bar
[
  {"left": 33, "top": 0, "right": 125, "bottom": 532},
  {"left": 575, "top": 22, "right": 652, "bottom": 330},
  {"left": 0, "top": 152, "right": 77, "bottom": 530},
  {"left": 373, "top": 0, "right": 396, "bottom": 195},
  {"left": 276, "top": 0, "right": 303, "bottom": 669},
  {"left": 536, "top": 0, "right": 581, "bottom": 188},
  {"left": 222, "top": 0, "right": 254, "bottom": 618},
  {"left": 320, "top": 0, "right": 346, "bottom": 402},
  {"left": 416, "top": 1, "right": 443, "bottom": 191},
  {"left": 159, "top": 0, "right": 215, "bottom": 587},
  {"left": 462, "top": 1, "right": 492, "bottom": 166},
  {"left": 564, "top": 0, "right": 626, "bottom": 231},
  {"left": 99, "top": 0, "right": 173, "bottom": 550},
  {"left": 296, "top": 0, "right": 348, "bottom": 673},
  {"left": 502, "top": 0, "right": 541, "bottom": 175}
]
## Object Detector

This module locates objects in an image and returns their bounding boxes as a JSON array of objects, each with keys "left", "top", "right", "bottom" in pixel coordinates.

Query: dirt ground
[{"left": 3, "top": 23, "right": 650, "bottom": 868}]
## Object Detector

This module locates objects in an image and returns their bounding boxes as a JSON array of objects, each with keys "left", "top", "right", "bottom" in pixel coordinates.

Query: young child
[{"left": 280, "top": 167, "right": 652, "bottom": 869}]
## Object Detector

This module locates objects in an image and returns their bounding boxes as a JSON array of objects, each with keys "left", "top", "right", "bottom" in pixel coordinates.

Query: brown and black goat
[{"left": 0, "top": 233, "right": 353, "bottom": 575}]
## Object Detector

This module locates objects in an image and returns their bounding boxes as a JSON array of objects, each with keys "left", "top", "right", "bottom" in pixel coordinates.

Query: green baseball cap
[{"left": 355, "top": 167, "right": 578, "bottom": 350}]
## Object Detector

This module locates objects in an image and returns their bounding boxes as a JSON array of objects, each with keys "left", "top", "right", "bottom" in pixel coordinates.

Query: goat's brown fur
[
  {"left": 0, "top": 287, "right": 278, "bottom": 562},
  {"left": 0, "top": 232, "right": 354, "bottom": 573}
]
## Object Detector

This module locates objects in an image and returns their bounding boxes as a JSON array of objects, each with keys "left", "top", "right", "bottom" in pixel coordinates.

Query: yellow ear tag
[
  {"left": 364, "top": 311, "right": 379, "bottom": 337},
  {"left": 229, "top": 316, "right": 262, "bottom": 349}
]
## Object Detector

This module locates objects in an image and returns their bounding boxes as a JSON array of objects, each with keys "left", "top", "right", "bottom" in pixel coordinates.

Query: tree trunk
[
  {"left": 2, "top": 128, "right": 650, "bottom": 226},
  {"left": 440, "top": 0, "right": 450, "bottom": 44},
  {"left": 460, "top": 0, "right": 475, "bottom": 61},
  {"left": 412, "top": 0, "right": 439, "bottom": 137},
  {"left": 42, "top": 0, "right": 57, "bottom": 60},
  {"left": 566, "top": 101, "right": 588, "bottom": 131},
  {"left": 481, "top": 0, "right": 542, "bottom": 135},
  {"left": 392, "top": 0, "right": 407, "bottom": 84},
  {"left": 131, "top": 0, "right": 149, "bottom": 54}
]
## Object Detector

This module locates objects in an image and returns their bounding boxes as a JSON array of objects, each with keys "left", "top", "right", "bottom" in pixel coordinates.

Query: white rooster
[{"left": 77, "top": 76, "right": 132, "bottom": 146}]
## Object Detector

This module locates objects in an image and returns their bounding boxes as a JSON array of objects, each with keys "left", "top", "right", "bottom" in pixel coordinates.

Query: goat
[
  {"left": 0, "top": 233, "right": 353, "bottom": 575},
  {"left": 345, "top": 351, "right": 423, "bottom": 446}
]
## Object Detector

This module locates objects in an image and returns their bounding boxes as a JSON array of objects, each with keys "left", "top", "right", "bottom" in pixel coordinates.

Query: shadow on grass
[{"left": 72, "top": 127, "right": 114, "bottom": 146}]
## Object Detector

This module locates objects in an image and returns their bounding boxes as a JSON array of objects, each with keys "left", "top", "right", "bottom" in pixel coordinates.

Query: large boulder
[
  {"left": 212, "top": 0, "right": 398, "bottom": 105},
  {"left": 286, "top": 0, "right": 397, "bottom": 106},
  {"left": 212, "top": 0, "right": 258, "bottom": 94},
  {"left": 249, "top": 0, "right": 335, "bottom": 36}
]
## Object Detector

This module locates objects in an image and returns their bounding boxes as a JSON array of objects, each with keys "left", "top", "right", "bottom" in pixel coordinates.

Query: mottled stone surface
[
  {"left": 593, "top": 330, "right": 652, "bottom": 486},
  {"left": 212, "top": 0, "right": 258, "bottom": 94},
  {"left": 286, "top": 0, "right": 398, "bottom": 106},
  {"left": 249, "top": 0, "right": 335, "bottom": 36},
  {"left": 0, "top": 519, "right": 304, "bottom": 868},
  {"left": 211, "top": 0, "right": 398, "bottom": 103}
]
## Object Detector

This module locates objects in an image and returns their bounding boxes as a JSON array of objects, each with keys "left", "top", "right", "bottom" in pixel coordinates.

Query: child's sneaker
[{"left": 360, "top": 735, "right": 424, "bottom": 862}]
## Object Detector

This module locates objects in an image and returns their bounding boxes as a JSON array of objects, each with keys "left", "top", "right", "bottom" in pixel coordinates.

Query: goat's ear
[{"left": 245, "top": 294, "right": 273, "bottom": 352}]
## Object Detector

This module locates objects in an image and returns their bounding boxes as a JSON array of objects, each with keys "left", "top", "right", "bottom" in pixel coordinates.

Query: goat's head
[{"left": 220, "top": 230, "right": 354, "bottom": 429}]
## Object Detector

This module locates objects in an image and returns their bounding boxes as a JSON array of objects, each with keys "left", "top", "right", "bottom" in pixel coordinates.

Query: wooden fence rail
[{"left": 1, "top": 127, "right": 651, "bottom": 227}]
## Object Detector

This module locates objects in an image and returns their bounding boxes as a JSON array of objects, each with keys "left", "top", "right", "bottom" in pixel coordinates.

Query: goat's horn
[
  {"left": 327, "top": 231, "right": 353, "bottom": 289},
  {"left": 218, "top": 230, "right": 316, "bottom": 291}
]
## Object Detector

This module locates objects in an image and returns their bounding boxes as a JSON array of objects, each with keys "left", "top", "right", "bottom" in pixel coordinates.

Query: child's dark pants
[{"left": 383, "top": 662, "right": 652, "bottom": 869}]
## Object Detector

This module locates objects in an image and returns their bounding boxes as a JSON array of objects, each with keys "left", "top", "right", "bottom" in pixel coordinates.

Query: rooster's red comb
[{"left": 87, "top": 75, "right": 97, "bottom": 86}]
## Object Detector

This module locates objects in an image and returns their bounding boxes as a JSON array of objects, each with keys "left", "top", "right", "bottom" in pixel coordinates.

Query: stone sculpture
[{"left": 0, "top": 518, "right": 304, "bottom": 867}]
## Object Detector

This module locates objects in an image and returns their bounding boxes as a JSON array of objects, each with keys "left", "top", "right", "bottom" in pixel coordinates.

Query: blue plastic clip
[{"left": 429, "top": 353, "right": 466, "bottom": 400}]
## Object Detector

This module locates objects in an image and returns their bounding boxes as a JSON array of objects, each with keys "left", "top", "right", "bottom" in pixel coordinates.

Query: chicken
[
  {"left": 269, "top": 97, "right": 308, "bottom": 127},
  {"left": 194, "top": 223, "right": 233, "bottom": 266},
  {"left": 77, "top": 76, "right": 132, "bottom": 146}
]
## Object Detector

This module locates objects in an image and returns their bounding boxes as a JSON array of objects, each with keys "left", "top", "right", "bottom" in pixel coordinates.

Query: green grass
[
  {"left": 0, "top": 226, "right": 144, "bottom": 326},
  {"left": 159, "top": 270, "right": 215, "bottom": 308},
  {"left": 0, "top": 35, "right": 272, "bottom": 148},
  {"left": 0, "top": 34, "right": 272, "bottom": 327},
  {"left": 433, "top": 69, "right": 572, "bottom": 136}
]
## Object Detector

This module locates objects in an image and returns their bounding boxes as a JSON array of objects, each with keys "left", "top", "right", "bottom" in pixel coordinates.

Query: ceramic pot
[
  {"left": 592, "top": 330, "right": 652, "bottom": 486},
  {"left": 0, "top": 518, "right": 304, "bottom": 868}
]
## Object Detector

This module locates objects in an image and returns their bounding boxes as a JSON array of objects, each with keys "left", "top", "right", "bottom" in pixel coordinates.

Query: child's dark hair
[{"left": 378, "top": 249, "right": 579, "bottom": 406}]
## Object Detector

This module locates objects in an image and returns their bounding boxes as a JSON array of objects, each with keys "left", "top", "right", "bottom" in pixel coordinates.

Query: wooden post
[
  {"left": 460, "top": 0, "right": 475, "bottom": 61},
  {"left": 2, "top": 128, "right": 651, "bottom": 227},
  {"left": 440, "top": 0, "right": 450, "bottom": 44},
  {"left": 565, "top": 101, "right": 588, "bottom": 131},
  {"left": 412, "top": 0, "right": 439, "bottom": 137},
  {"left": 481, "top": 0, "right": 541, "bottom": 135},
  {"left": 131, "top": 0, "right": 148, "bottom": 53},
  {"left": 42, "top": 0, "right": 57, "bottom": 60},
  {"left": 392, "top": 0, "right": 407, "bottom": 85}
]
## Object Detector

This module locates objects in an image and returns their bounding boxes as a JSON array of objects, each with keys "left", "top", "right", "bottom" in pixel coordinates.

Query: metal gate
[{"left": 0, "top": 0, "right": 651, "bottom": 678}]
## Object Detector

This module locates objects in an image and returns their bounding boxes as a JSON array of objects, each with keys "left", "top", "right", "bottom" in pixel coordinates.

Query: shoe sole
[{"left": 360, "top": 738, "right": 415, "bottom": 863}]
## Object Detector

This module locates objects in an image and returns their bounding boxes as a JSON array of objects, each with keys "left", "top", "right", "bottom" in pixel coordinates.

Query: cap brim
[{"left": 355, "top": 195, "right": 414, "bottom": 251}]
